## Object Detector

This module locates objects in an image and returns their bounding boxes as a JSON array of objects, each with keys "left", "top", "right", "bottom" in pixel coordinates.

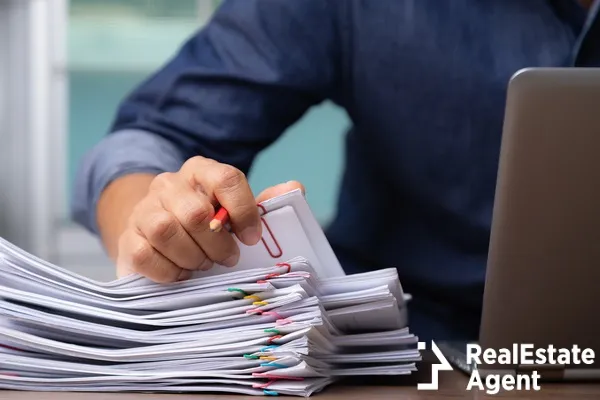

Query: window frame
[{"left": 50, "top": 0, "right": 215, "bottom": 276}]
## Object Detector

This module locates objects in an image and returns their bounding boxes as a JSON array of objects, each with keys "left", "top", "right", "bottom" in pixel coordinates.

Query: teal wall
[{"left": 68, "top": 71, "right": 349, "bottom": 224}]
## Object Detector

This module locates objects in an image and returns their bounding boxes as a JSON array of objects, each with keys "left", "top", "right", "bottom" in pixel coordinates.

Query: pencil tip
[{"left": 209, "top": 221, "right": 223, "bottom": 233}]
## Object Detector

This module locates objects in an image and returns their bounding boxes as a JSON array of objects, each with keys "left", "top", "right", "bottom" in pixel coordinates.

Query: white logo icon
[{"left": 417, "top": 341, "right": 453, "bottom": 390}]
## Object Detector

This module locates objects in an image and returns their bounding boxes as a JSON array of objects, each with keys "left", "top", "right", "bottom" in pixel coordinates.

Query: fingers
[
  {"left": 115, "top": 155, "right": 305, "bottom": 285},
  {"left": 256, "top": 181, "right": 305, "bottom": 203},
  {"left": 117, "top": 229, "right": 192, "bottom": 283},
  {"left": 134, "top": 197, "right": 210, "bottom": 272},
  {"left": 158, "top": 177, "right": 240, "bottom": 268},
  {"left": 182, "top": 157, "right": 262, "bottom": 246}
]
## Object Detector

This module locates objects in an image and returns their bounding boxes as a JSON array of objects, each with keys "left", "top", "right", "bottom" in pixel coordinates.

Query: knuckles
[
  {"left": 150, "top": 172, "right": 176, "bottom": 191},
  {"left": 129, "top": 240, "right": 154, "bottom": 270},
  {"left": 146, "top": 213, "right": 179, "bottom": 244},
  {"left": 216, "top": 165, "right": 245, "bottom": 190},
  {"left": 179, "top": 201, "right": 213, "bottom": 229}
]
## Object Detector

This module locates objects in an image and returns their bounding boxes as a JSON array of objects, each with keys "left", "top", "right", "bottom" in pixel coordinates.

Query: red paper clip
[
  {"left": 257, "top": 204, "right": 283, "bottom": 258},
  {"left": 275, "top": 262, "right": 292, "bottom": 273},
  {"left": 253, "top": 380, "right": 277, "bottom": 389},
  {"left": 0, "top": 344, "right": 21, "bottom": 352},
  {"left": 267, "top": 335, "right": 282, "bottom": 344},
  {"left": 252, "top": 373, "right": 304, "bottom": 381}
]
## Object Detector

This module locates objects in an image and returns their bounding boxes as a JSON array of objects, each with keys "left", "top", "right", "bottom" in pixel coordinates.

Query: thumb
[{"left": 256, "top": 181, "right": 305, "bottom": 203}]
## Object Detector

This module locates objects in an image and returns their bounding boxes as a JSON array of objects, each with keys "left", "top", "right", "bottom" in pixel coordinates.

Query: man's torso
[{"left": 325, "top": 0, "right": 596, "bottom": 337}]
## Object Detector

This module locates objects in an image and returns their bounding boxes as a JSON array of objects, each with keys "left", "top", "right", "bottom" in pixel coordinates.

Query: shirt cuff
[{"left": 71, "top": 129, "right": 186, "bottom": 235}]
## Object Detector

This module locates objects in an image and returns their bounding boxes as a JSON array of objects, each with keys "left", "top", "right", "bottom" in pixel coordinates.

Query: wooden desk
[{"left": 2, "top": 364, "right": 600, "bottom": 399}]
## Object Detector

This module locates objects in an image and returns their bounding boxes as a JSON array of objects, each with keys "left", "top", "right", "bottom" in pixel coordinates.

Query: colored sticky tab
[
  {"left": 260, "top": 362, "right": 288, "bottom": 369},
  {"left": 227, "top": 288, "right": 248, "bottom": 296},
  {"left": 264, "top": 328, "right": 280, "bottom": 334},
  {"left": 244, "top": 354, "right": 259, "bottom": 359},
  {"left": 263, "top": 389, "right": 279, "bottom": 396},
  {"left": 260, "top": 345, "right": 279, "bottom": 352},
  {"left": 244, "top": 295, "right": 261, "bottom": 302},
  {"left": 253, "top": 301, "right": 269, "bottom": 306},
  {"left": 260, "top": 356, "right": 277, "bottom": 361}
]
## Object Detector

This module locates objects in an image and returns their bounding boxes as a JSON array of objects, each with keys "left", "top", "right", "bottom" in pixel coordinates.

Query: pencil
[{"left": 210, "top": 207, "right": 229, "bottom": 232}]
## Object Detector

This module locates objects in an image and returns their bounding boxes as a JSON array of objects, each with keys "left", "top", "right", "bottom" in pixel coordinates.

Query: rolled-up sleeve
[
  {"left": 71, "top": 0, "right": 340, "bottom": 234},
  {"left": 71, "top": 130, "right": 186, "bottom": 233}
]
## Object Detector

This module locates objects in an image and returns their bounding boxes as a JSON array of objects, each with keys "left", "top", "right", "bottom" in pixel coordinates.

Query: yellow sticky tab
[
  {"left": 253, "top": 301, "right": 269, "bottom": 307},
  {"left": 244, "top": 295, "right": 261, "bottom": 302},
  {"left": 260, "top": 356, "right": 277, "bottom": 361}
]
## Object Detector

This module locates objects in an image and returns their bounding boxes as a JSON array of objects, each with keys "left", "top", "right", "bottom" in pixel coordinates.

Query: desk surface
[{"left": 2, "top": 367, "right": 600, "bottom": 399}]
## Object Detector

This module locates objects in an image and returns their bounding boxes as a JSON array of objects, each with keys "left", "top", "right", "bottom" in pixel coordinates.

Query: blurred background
[{"left": 0, "top": 0, "right": 349, "bottom": 280}]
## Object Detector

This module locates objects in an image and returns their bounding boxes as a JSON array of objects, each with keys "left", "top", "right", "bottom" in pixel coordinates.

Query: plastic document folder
[{"left": 0, "top": 189, "right": 421, "bottom": 396}]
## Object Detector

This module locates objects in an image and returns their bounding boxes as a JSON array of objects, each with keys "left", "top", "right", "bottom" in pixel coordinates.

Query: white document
[{"left": 193, "top": 189, "right": 345, "bottom": 279}]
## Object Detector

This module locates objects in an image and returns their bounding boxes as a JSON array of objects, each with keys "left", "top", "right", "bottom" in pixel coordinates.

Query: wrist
[{"left": 96, "top": 173, "right": 156, "bottom": 260}]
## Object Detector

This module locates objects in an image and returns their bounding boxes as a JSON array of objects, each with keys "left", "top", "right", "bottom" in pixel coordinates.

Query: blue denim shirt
[{"left": 72, "top": 0, "right": 600, "bottom": 341}]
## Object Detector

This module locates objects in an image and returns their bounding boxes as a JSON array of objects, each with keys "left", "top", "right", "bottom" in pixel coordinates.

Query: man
[{"left": 72, "top": 0, "right": 598, "bottom": 341}]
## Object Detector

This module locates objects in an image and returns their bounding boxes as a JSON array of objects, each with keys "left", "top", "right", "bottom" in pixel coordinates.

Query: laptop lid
[{"left": 478, "top": 68, "right": 600, "bottom": 377}]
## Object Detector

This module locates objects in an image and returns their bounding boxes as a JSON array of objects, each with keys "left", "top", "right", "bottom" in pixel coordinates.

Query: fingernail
[
  {"left": 177, "top": 269, "right": 193, "bottom": 282},
  {"left": 240, "top": 226, "right": 262, "bottom": 245},
  {"left": 222, "top": 253, "right": 239, "bottom": 268}
]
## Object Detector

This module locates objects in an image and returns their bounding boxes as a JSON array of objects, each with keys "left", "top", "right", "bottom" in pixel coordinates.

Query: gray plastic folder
[{"left": 0, "top": 190, "right": 421, "bottom": 396}]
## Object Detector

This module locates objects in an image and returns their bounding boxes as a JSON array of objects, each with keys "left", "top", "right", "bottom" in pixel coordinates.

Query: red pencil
[{"left": 210, "top": 207, "right": 229, "bottom": 232}]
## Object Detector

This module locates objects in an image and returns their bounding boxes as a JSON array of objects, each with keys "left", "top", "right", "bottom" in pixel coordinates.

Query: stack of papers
[{"left": 0, "top": 191, "right": 421, "bottom": 396}]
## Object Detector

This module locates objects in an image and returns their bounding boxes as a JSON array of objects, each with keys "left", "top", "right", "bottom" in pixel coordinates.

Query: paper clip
[
  {"left": 263, "top": 390, "right": 279, "bottom": 396},
  {"left": 257, "top": 204, "right": 283, "bottom": 258},
  {"left": 244, "top": 294, "right": 261, "bottom": 302},
  {"left": 275, "top": 262, "right": 292, "bottom": 273},
  {"left": 253, "top": 301, "right": 269, "bottom": 307},
  {"left": 253, "top": 373, "right": 304, "bottom": 381},
  {"left": 0, "top": 344, "right": 21, "bottom": 352},
  {"left": 262, "top": 311, "right": 284, "bottom": 320},
  {"left": 227, "top": 288, "right": 248, "bottom": 297},
  {"left": 267, "top": 335, "right": 282, "bottom": 344},
  {"left": 253, "top": 380, "right": 275, "bottom": 389}
]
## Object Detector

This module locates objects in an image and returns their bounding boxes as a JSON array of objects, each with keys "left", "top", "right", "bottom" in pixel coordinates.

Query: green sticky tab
[
  {"left": 227, "top": 288, "right": 248, "bottom": 296},
  {"left": 244, "top": 354, "right": 259, "bottom": 359},
  {"left": 264, "top": 328, "right": 280, "bottom": 334}
]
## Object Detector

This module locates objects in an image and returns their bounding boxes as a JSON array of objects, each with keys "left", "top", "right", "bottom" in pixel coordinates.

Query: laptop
[{"left": 439, "top": 68, "right": 600, "bottom": 381}]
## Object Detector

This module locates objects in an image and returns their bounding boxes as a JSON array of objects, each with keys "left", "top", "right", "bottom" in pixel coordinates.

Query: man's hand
[{"left": 96, "top": 156, "right": 304, "bottom": 283}]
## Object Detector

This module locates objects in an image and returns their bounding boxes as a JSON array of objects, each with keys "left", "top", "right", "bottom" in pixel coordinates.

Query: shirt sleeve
[{"left": 71, "top": 0, "right": 340, "bottom": 234}]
